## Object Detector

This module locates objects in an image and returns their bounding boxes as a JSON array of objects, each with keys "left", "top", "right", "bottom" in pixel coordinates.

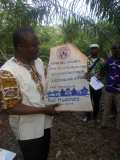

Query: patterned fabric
[
  {"left": 87, "top": 56, "right": 104, "bottom": 80},
  {"left": 0, "top": 58, "right": 52, "bottom": 141},
  {"left": 30, "top": 65, "right": 44, "bottom": 95},
  {"left": 0, "top": 70, "right": 21, "bottom": 109},
  {"left": 105, "top": 57, "right": 120, "bottom": 93},
  {"left": 0, "top": 59, "right": 45, "bottom": 110}
]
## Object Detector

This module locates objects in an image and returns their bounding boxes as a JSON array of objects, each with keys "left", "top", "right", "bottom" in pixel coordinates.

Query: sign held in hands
[{"left": 46, "top": 43, "right": 93, "bottom": 112}]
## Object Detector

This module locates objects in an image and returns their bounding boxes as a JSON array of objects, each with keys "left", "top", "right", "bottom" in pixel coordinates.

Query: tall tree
[{"left": 85, "top": 0, "right": 120, "bottom": 32}]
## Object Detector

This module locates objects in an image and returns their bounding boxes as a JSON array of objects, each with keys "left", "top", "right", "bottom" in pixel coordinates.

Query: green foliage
[
  {"left": 0, "top": 0, "right": 120, "bottom": 63},
  {"left": 85, "top": 0, "right": 120, "bottom": 32},
  {"left": 0, "top": 0, "right": 64, "bottom": 62},
  {"left": 0, "top": 0, "right": 49, "bottom": 60},
  {"left": 0, "top": 0, "right": 37, "bottom": 60},
  {"left": 61, "top": 16, "right": 120, "bottom": 57},
  {"left": 61, "top": 16, "right": 97, "bottom": 54},
  {"left": 35, "top": 26, "right": 64, "bottom": 62},
  {"left": 95, "top": 21, "right": 120, "bottom": 56}
]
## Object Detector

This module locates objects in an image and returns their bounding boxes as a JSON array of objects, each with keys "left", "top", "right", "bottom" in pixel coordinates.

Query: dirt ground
[
  {"left": 48, "top": 113, "right": 120, "bottom": 160},
  {"left": 0, "top": 112, "right": 23, "bottom": 160},
  {"left": 0, "top": 112, "right": 120, "bottom": 160}
]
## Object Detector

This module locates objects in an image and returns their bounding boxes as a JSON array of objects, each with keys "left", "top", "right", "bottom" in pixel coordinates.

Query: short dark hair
[{"left": 13, "top": 26, "right": 34, "bottom": 49}]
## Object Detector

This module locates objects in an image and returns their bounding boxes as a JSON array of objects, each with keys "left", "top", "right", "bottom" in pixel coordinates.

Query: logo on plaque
[{"left": 57, "top": 47, "right": 71, "bottom": 60}]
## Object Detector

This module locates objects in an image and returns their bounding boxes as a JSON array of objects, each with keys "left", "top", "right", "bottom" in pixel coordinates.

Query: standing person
[
  {"left": 83, "top": 44, "right": 104, "bottom": 122},
  {"left": 102, "top": 43, "right": 120, "bottom": 129},
  {"left": 0, "top": 26, "right": 58, "bottom": 160}
]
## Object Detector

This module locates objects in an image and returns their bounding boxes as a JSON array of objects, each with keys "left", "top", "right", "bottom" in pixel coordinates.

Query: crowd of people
[{"left": 0, "top": 26, "right": 119, "bottom": 160}]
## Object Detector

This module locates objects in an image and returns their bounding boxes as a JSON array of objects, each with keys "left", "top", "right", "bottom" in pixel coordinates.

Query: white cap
[{"left": 89, "top": 44, "right": 100, "bottom": 49}]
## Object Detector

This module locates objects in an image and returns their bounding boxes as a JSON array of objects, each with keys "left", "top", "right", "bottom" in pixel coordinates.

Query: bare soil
[
  {"left": 0, "top": 112, "right": 120, "bottom": 160},
  {"left": 49, "top": 113, "right": 120, "bottom": 160}
]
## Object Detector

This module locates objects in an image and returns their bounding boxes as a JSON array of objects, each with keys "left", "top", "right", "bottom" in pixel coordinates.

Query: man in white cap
[{"left": 83, "top": 44, "right": 104, "bottom": 122}]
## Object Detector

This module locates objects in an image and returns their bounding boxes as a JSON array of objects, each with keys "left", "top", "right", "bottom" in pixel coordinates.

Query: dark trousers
[
  {"left": 18, "top": 128, "right": 51, "bottom": 160},
  {"left": 86, "top": 86, "right": 102, "bottom": 120}
]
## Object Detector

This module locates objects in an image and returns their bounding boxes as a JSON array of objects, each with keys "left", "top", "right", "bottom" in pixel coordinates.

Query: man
[
  {"left": 83, "top": 44, "right": 104, "bottom": 122},
  {"left": 102, "top": 43, "right": 120, "bottom": 129},
  {"left": 0, "top": 27, "right": 58, "bottom": 160}
]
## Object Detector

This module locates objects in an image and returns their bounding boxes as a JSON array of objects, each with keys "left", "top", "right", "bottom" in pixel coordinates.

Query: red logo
[{"left": 57, "top": 47, "right": 71, "bottom": 60}]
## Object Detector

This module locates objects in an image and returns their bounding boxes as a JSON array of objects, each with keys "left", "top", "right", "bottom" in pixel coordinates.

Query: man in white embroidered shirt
[{"left": 0, "top": 27, "right": 58, "bottom": 160}]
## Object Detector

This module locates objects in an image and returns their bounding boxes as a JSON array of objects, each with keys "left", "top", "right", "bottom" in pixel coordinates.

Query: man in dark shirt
[{"left": 102, "top": 43, "right": 120, "bottom": 129}]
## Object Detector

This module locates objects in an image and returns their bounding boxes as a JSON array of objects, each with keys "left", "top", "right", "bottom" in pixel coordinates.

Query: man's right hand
[{"left": 7, "top": 103, "right": 60, "bottom": 115}]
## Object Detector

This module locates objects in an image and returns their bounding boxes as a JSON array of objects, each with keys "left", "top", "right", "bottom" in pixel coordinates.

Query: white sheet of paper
[
  {"left": 90, "top": 76, "right": 104, "bottom": 90},
  {"left": 0, "top": 152, "right": 5, "bottom": 160},
  {"left": 0, "top": 149, "right": 16, "bottom": 160}
]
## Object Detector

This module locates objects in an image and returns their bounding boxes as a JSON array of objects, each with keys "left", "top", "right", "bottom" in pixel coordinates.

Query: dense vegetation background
[{"left": 0, "top": 0, "right": 120, "bottom": 63}]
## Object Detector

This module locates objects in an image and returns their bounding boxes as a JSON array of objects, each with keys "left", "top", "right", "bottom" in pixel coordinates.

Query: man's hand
[
  {"left": 7, "top": 103, "right": 60, "bottom": 115},
  {"left": 44, "top": 104, "right": 60, "bottom": 115}
]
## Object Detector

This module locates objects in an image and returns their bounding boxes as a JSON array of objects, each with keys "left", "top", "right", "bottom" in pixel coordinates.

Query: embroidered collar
[{"left": 13, "top": 57, "right": 35, "bottom": 70}]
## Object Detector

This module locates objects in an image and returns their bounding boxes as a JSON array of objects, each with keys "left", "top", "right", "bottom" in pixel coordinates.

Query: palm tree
[
  {"left": 0, "top": 0, "right": 119, "bottom": 60},
  {"left": 85, "top": 0, "right": 120, "bottom": 32},
  {"left": 32, "top": 0, "right": 120, "bottom": 34}
]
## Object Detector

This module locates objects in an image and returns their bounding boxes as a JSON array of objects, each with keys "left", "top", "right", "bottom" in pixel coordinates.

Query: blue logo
[{"left": 47, "top": 87, "right": 89, "bottom": 97}]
